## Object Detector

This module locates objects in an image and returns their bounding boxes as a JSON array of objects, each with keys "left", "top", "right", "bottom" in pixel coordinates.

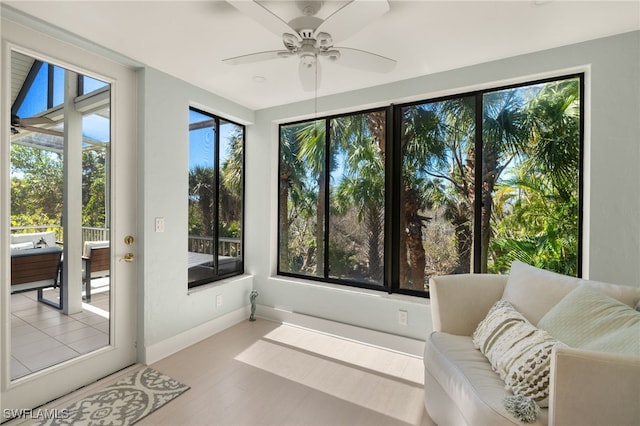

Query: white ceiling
[{"left": 4, "top": 1, "right": 640, "bottom": 110}]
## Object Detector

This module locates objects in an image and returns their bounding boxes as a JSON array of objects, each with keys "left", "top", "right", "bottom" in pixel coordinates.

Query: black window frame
[
  {"left": 188, "top": 106, "right": 245, "bottom": 288},
  {"left": 277, "top": 73, "right": 584, "bottom": 297}
]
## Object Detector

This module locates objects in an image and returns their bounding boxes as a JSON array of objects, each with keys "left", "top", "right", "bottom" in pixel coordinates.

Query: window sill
[
  {"left": 187, "top": 273, "right": 253, "bottom": 295},
  {"left": 271, "top": 274, "right": 430, "bottom": 306}
]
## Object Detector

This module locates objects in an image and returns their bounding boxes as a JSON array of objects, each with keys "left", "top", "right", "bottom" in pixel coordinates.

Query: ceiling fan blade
[
  {"left": 19, "top": 116, "right": 54, "bottom": 126},
  {"left": 22, "top": 125, "right": 64, "bottom": 137},
  {"left": 331, "top": 47, "right": 396, "bottom": 73},
  {"left": 223, "top": 50, "right": 293, "bottom": 65},
  {"left": 316, "top": 0, "right": 390, "bottom": 43},
  {"left": 299, "top": 60, "right": 321, "bottom": 92},
  {"left": 227, "top": 1, "right": 301, "bottom": 41}
]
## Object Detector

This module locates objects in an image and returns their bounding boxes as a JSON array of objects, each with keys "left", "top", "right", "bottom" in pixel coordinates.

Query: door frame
[{"left": 1, "top": 17, "right": 138, "bottom": 414}]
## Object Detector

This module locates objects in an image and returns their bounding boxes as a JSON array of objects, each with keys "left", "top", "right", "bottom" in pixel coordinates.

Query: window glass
[
  {"left": 278, "top": 75, "right": 582, "bottom": 296},
  {"left": 52, "top": 65, "right": 65, "bottom": 107},
  {"left": 188, "top": 108, "right": 244, "bottom": 287},
  {"left": 399, "top": 96, "right": 476, "bottom": 291},
  {"left": 278, "top": 120, "right": 325, "bottom": 278},
  {"left": 16, "top": 63, "right": 47, "bottom": 118},
  {"left": 82, "top": 75, "right": 109, "bottom": 95},
  {"left": 10, "top": 51, "right": 112, "bottom": 378},
  {"left": 484, "top": 79, "right": 581, "bottom": 275},
  {"left": 329, "top": 111, "right": 385, "bottom": 285}
]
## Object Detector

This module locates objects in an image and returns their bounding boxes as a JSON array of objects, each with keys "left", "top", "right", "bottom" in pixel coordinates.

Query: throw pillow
[
  {"left": 503, "top": 261, "right": 640, "bottom": 324},
  {"left": 538, "top": 285, "right": 640, "bottom": 356},
  {"left": 473, "top": 300, "right": 566, "bottom": 407}
]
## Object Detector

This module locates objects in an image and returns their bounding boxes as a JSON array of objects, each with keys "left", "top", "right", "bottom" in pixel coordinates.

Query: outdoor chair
[
  {"left": 82, "top": 241, "right": 110, "bottom": 302},
  {"left": 11, "top": 246, "right": 64, "bottom": 309}
]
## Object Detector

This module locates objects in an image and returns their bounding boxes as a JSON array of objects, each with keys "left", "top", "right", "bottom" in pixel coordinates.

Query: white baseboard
[
  {"left": 257, "top": 305, "right": 425, "bottom": 358},
  {"left": 144, "top": 305, "right": 250, "bottom": 364},
  {"left": 143, "top": 304, "right": 425, "bottom": 364}
]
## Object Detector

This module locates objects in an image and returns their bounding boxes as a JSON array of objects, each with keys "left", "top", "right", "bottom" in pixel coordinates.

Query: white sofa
[{"left": 424, "top": 261, "right": 640, "bottom": 426}]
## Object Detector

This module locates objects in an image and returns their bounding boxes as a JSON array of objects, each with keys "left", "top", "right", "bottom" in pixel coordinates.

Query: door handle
[{"left": 120, "top": 252, "right": 135, "bottom": 262}]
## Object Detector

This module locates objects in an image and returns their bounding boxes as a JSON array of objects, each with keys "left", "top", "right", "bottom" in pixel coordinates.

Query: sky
[{"left": 16, "top": 61, "right": 110, "bottom": 144}]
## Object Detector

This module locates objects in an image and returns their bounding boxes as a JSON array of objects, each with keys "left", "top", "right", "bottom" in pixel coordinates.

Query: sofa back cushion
[
  {"left": 11, "top": 231, "right": 56, "bottom": 248},
  {"left": 502, "top": 261, "right": 640, "bottom": 325},
  {"left": 538, "top": 285, "right": 640, "bottom": 356},
  {"left": 83, "top": 240, "right": 110, "bottom": 258}
]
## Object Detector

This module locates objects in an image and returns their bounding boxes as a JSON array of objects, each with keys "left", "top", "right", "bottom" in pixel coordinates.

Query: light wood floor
[
  {"left": 140, "top": 319, "right": 435, "bottom": 426},
  {"left": 8, "top": 318, "right": 436, "bottom": 426}
]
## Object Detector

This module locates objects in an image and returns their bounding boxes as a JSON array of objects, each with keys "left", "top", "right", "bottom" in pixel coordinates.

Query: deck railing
[
  {"left": 12, "top": 227, "right": 241, "bottom": 257},
  {"left": 10, "top": 225, "right": 109, "bottom": 244},
  {"left": 188, "top": 235, "right": 242, "bottom": 257}
]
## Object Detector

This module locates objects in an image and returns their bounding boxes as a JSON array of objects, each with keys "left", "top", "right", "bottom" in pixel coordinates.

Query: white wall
[
  {"left": 137, "top": 67, "right": 255, "bottom": 362},
  {"left": 245, "top": 30, "right": 640, "bottom": 342}
]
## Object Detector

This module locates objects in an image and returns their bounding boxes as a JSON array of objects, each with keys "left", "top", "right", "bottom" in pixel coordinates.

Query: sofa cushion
[
  {"left": 426, "top": 332, "right": 548, "bottom": 425},
  {"left": 11, "top": 231, "right": 56, "bottom": 248},
  {"left": 502, "top": 261, "right": 640, "bottom": 324},
  {"left": 472, "top": 300, "right": 565, "bottom": 407},
  {"left": 538, "top": 285, "right": 640, "bottom": 356}
]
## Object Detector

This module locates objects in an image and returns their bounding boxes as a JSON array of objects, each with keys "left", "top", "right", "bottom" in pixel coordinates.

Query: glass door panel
[{"left": 9, "top": 50, "right": 111, "bottom": 380}]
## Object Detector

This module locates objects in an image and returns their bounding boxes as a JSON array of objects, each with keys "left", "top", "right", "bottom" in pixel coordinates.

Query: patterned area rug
[{"left": 39, "top": 367, "right": 189, "bottom": 426}]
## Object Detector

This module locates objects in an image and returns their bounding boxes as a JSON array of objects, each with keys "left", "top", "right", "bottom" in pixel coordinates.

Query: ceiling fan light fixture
[
  {"left": 283, "top": 33, "right": 301, "bottom": 49},
  {"left": 300, "top": 52, "right": 317, "bottom": 68},
  {"left": 315, "top": 32, "right": 333, "bottom": 49}
]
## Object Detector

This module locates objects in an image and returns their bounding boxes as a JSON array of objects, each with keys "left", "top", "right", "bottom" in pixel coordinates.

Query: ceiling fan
[
  {"left": 11, "top": 114, "right": 63, "bottom": 137},
  {"left": 223, "top": 0, "right": 396, "bottom": 91}
]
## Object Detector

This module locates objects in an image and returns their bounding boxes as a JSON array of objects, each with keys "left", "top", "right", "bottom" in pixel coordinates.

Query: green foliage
[
  {"left": 280, "top": 77, "right": 581, "bottom": 283},
  {"left": 11, "top": 145, "right": 63, "bottom": 222},
  {"left": 11, "top": 145, "right": 108, "bottom": 230}
]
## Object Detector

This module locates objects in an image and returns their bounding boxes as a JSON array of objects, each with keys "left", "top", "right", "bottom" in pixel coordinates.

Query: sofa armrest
[
  {"left": 429, "top": 273, "right": 508, "bottom": 335},
  {"left": 549, "top": 346, "right": 640, "bottom": 426}
]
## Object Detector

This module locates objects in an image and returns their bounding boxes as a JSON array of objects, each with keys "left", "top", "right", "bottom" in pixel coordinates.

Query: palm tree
[
  {"left": 279, "top": 124, "right": 308, "bottom": 270},
  {"left": 189, "top": 165, "right": 214, "bottom": 237},
  {"left": 480, "top": 89, "right": 529, "bottom": 271},
  {"left": 331, "top": 111, "right": 386, "bottom": 282},
  {"left": 524, "top": 79, "right": 580, "bottom": 198},
  {"left": 296, "top": 120, "right": 328, "bottom": 275},
  {"left": 220, "top": 128, "right": 244, "bottom": 234},
  {"left": 489, "top": 78, "right": 581, "bottom": 275},
  {"left": 399, "top": 104, "right": 450, "bottom": 289},
  {"left": 491, "top": 169, "right": 578, "bottom": 275}
]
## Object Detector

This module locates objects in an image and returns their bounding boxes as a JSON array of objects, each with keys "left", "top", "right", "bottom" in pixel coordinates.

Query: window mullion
[
  {"left": 473, "top": 93, "right": 484, "bottom": 274},
  {"left": 213, "top": 117, "right": 220, "bottom": 276},
  {"left": 323, "top": 119, "right": 331, "bottom": 279},
  {"left": 388, "top": 105, "right": 400, "bottom": 294}
]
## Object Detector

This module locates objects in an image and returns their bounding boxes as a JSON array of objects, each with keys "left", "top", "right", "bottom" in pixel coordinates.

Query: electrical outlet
[
  {"left": 398, "top": 310, "right": 408, "bottom": 326},
  {"left": 216, "top": 294, "right": 222, "bottom": 307}
]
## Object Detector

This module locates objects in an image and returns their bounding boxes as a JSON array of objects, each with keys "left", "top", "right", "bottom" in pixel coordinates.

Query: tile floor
[{"left": 10, "top": 280, "right": 110, "bottom": 380}]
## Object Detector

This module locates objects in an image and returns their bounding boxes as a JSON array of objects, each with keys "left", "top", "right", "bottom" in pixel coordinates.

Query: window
[
  {"left": 279, "top": 110, "right": 386, "bottom": 288},
  {"left": 278, "top": 75, "right": 583, "bottom": 296},
  {"left": 188, "top": 107, "right": 244, "bottom": 287}
]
